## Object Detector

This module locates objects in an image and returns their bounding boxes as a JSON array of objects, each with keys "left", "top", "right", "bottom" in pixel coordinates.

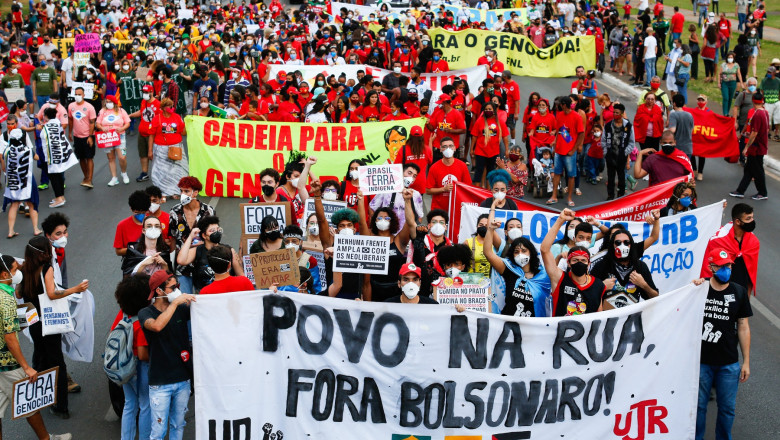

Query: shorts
[
  {"left": 138, "top": 134, "right": 150, "bottom": 158},
  {"left": 553, "top": 152, "right": 578, "bottom": 177},
  {"left": 105, "top": 133, "right": 127, "bottom": 155},
  {"left": 73, "top": 136, "right": 95, "bottom": 160},
  {"left": 0, "top": 367, "right": 31, "bottom": 418},
  {"left": 506, "top": 114, "right": 517, "bottom": 130},
  {"left": 765, "top": 102, "right": 780, "bottom": 124},
  {"left": 751, "top": 46, "right": 758, "bottom": 57}
]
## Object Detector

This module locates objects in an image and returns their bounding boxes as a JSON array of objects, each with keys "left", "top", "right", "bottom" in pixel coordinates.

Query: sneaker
[
  {"left": 50, "top": 434, "right": 72, "bottom": 440},
  {"left": 121, "top": 172, "right": 130, "bottom": 184},
  {"left": 751, "top": 194, "right": 768, "bottom": 201},
  {"left": 136, "top": 172, "right": 149, "bottom": 182},
  {"left": 38, "top": 183, "right": 49, "bottom": 190},
  {"left": 729, "top": 191, "right": 744, "bottom": 198},
  {"left": 67, "top": 374, "right": 81, "bottom": 393},
  {"left": 108, "top": 177, "right": 120, "bottom": 187}
]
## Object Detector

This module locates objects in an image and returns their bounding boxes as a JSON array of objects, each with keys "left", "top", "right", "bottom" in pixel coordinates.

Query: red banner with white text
[{"left": 686, "top": 107, "right": 740, "bottom": 158}]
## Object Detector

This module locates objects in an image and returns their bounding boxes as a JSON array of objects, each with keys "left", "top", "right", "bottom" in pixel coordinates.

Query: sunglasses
[{"left": 613, "top": 240, "right": 630, "bottom": 246}]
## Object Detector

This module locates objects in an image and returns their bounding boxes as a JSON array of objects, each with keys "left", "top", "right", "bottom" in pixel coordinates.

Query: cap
[
  {"left": 287, "top": 87, "right": 299, "bottom": 95},
  {"left": 148, "top": 271, "right": 174, "bottom": 299},
  {"left": 408, "top": 87, "right": 418, "bottom": 95},
  {"left": 182, "top": 33, "right": 190, "bottom": 39},
  {"left": 772, "top": 58, "right": 780, "bottom": 65},
  {"left": 399, "top": 262, "right": 421, "bottom": 277},
  {"left": 9, "top": 128, "right": 23, "bottom": 140},
  {"left": 106, "top": 95, "right": 118, "bottom": 104},
  {"left": 142, "top": 84, "right": 154, "bottom": 93},
  {"left": 768, "top": 66, "right": 776, "bottom": 73},
  {"left": 278, "top": 70, "right": 287, "bottom": 79},
  {"left": 707, "top": 248, "right": 733, "bottom": 266},
  {"left": 436, "top": 94, "right": 452, "bottom": 105},
  {"left": 411, "top": 125, "right": 423, "bottom": 136},
  {"left": 697, "top": 93, "right": 708, "bottom": 101},
  {"left": 708, "top": 11, "right": 715, "bottom": 18}
]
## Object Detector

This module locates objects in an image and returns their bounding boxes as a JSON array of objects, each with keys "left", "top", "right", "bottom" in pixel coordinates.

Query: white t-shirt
[
  {"left": 644, "top": 35, "right": 658, "bottom": 60},
  {"left": 61, "top": 56, "right": 74, "bottom": 87}
]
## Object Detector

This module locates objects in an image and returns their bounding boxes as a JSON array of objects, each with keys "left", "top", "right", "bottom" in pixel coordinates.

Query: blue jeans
[
  {"left": 36, "top": 95, "right": 48, "bottom": 111},
  {"left": 696, "top": 362, "right": 740, "bottom": 440},
  {"left": 644, "top": 57, "right": 657, "bottom": 85},
  {"left": 677, "top": 73, "right": 690, "bottom": 105},
  {"left": 149, "top": 380, "right": 190, "bottom": 440},
  {"left": 738, "top": 13, "right": 746, "bottom": 31},
  {"left": 670, "top": 32, "right": 681, "bottom": 46},
  {"left": 122, "top": 361, "right": 151, "bottom": 440},
  {"left": 585, "top": 156, "right": 604, "bottom": 181},
  {"left": 177, "top": 275, "right": 194, "bottom": 294},
  {"left": 698, "top": 6, "right": 708, "bottom": 26}
]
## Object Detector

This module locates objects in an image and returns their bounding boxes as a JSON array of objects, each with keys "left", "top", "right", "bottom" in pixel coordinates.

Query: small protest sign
[
  {"left": 240, "top": 202, "right": 291, "bottom": 236},
  {"left": 74, "top": 33, "right": 101, "bottom": 53},
  {"left": 305, "top": 249, "right": 327, "bottom": 293},
  {"left": 74, "top": 52, "right": 90, "bottom": 67},
  {"left": 433, "top": 273, "right": 491, "bottom": 312},
  {"left": 250, "top": 248, "right": 300, "bottom": 288},
  {"left": 69, "top": 82, "right": 95, "bottom": 100},
  {"left": 300, "top": 199, "right": 346, "bottom": 229},
  {"left": 177, "top": 9, "right": 193, "bottom": 19},
  {"left": 333, "top": 235, "right": 390, "bottom": 274},
  {"left": 358, "top": 164, "right": 403, "bottom": 195},
  {"left": 12, "top": 367, "right": 58, "bottom": 419},
  {"left": 135, "top": 67, "right": 150, "bottom": 80},
  {"left": 96, "top": 130, "right": 121, "bottom": 149},
  {"left": 4, "top": 88, "right": 25, "bottom": 103}
]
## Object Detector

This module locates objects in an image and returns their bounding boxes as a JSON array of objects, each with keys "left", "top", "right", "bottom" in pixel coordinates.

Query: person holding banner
[
  {"left": 357, "top": 203, "right": 411, "bottom": 302},
  {"left": 1, "top": 128, "right": 42, "bottom": 239},
  {"left": 541, "top": 209, "right": 607, "bottom": 316},
  {"left": 96, "top": 95, "right": 131, "bottom": 187},
  {"left": 41, "top": 106, "right": 78, "bottom": 208},
  {"left": 660, "top": 180, "right": 699, "bottom": 217},
  {"left": 384, "top": 262, "right": 440, "bottom": 305},
  {"left": 591, "top": 229, "right": 659, "bottom": 307}
]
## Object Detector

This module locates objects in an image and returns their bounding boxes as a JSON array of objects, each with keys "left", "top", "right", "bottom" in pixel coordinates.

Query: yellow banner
[
  {"left": 184, "top": 116, "right": 425, "bottom": 198},
  {"left": 52, "top": 35, "right": 203, "bottom": 55},
  {"left": 427, "top": 29, "right": 596, "bottom": 77}
]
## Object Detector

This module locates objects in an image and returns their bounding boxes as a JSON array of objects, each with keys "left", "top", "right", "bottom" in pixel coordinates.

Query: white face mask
[
  {"left": 402, "top": 282, "right": 420, "bottom": 299},
  {"left": 616, "top": 244, "right": 631, "bottom": 258},
  {"left": 142, "top": 93, "right": 151, "bottom": 100},
  {"left": 123, "top": 65, "right": 130, "bottom": 70},
  {"left": 200, "top": 102, "right": 209, "bottom": 109},
  {"left": 11, "top": 270, "right": 23, "bottom": 285},
  {"left": 86, "top": 73, "right": 93, "bottom": 80},
  {"left": 430, "top": 223, "right": 446, "bottom": 236},
  {"left": 446, "top": 267, "right": 461, "bottom": 278},
  {"left": 166, "top": 288, "right": 182, "bottom": 302},
  {"left": 339, "top": 227, "right": 354, "bottom": 236},
  {"left": 567, "top": 229, "right": 576, "bottom": 241},
  {"left": 180, "top": 194, "right": 193, "bottom": 205},
  {"left": 442, "top": 148, "right": 455, "bottom": 158},
  {"left": 323, "top": 191, "right": 338, "bottom": 201},
  {"left": 507, "top": 227, "right": 523, "bottom": 241},
  {"left": 403, "top": 176, "right": 415, "bottom": 188},
  {"left": 393, "top": 67, "right": 402, "bottom": 74},
  {"left": 727, "top": 57, "right": 734, "bottom": 63},
  {"left": 593, "top": 131, "right": 602, "bottom": 137},
  {"left": 514, "top": 253, "right": 530, "bottom": 267},
  {"left": 575, "top": 240, "right": 590, "bottom": 248},
  {"left": 285, "top": 243, "right": 300, "bottom": 252},
  {"left": 290, "top": 178, "right": 300, "bottom": 187},
  {"left": 106, "top": 102, "right": 115, "bottom": 109},
  {"left": 375, "top": 219, "right": 390, "bottom": 231},
  {"left": 149, "top": 202, "right": 160, "bottom": 213},
  {"left": 75, "top": 95, "right": 84, "bottom": 103},
  {"left": 52, "top": 236, "right": 68, "bottom": 248},
  {"left": 308, "top": 225, "right": 319, "bottom": 236},
  {"left": 493, "top": 191, "right": 506, "bottom": 201},
  {"left": 158, "top": 74, "right": 164, "bottom": 81},
  {"left": 145, "top": 227, "right": 162, "bottom": 240},
  {"left": 349, "top": 170, "right": 359, "bottom": 180}
]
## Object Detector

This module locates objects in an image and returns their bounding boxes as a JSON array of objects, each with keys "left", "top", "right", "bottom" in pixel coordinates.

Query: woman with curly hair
[{"left": 479, "top": 169, "right": 520, "bottom": 210}]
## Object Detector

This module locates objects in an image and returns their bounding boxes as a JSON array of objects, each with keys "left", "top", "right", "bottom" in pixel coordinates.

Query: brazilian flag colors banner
[
  {"left": 185, "top": 116, "right": 424, "bottom": 198},
  {"left": 428, "top": 29, "right": 596, "bottom": 77}
]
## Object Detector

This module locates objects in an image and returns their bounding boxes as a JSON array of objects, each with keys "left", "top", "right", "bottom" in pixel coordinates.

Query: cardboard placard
[
  {"left": 249, "top": 248, "right": 300, "bottom": 288},
  {"left": 96, "top": 130, "right": 121, "bottom": 148},
  {"left": 16, "top": 302, "right": 38, "bottom": 329},
  {"left": 433, "top": 273, "right": 491, "bottom": 313},
  {"left": 332, "top": 235, "right": 390, "bottom": 275},
  {"left": 135, "top": 67, "right": 150, "bottom": 80},
  {"left": 177, "top": 8, "right": 193, "bottom": 19},
  {"left": 69, "top": 82, "right": 95, "bottom": 100},
  {"left": 300, "top": 199, "right": 347, "bottom": 229},
  {"left": 240, "top": 202, "right": 292, "bottom": 236},
  {"left": 12, "top": 367, "right": 58, "bottom": 419},
  {"left": 74, "top": 33, "right": 101, "bottom": 53},
  {"left": 74, "top": 52, "right": 90, "bottom": 67},
  {"left": 357, "top": 164, "right": 403, "bottom": 195},
  {"left": 4, "top": 88, "right": 25, "bottom": 103}
]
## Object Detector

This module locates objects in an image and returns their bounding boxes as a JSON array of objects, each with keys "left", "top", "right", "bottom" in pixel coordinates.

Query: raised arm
[
  {"left": 297, "top": 156, "right": 317, "bottom": 202},
  {"left": 643, "top": 209, "right": 661, "bottom": 250},
  {"left": 542, "top": 210, "right": 575, "bottom": 287},
  {"left": 356, "top": 190, "right": 370, "bottom": 236},
  {"left": 483, "top": 199, "right": 506, "bottom": 274},
  {"left": 310, "top": 180, "right": 333, "bottom": 248},
  {"left": 403, "top": 189, "right": 418, "bottom": 240}
]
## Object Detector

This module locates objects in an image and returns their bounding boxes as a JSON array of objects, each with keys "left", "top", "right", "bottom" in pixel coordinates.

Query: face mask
[
  {"left": 714, "top": 266, "right": 732, "bottom": 283},
  {"left": 615, "top": 244, "right": 631, "bottom": 259},
  {"left": 86, "top": 73, "right": 94, "bottom": 80},
  {"left": 442, "top": 148, "right": 455, "bottom": 158},
  {"left": 400, "top": 281, "right": 420, "bottom": 299},
  {"left": 514, "top": 253, "right": 530, "bottom": 267},
  {"left": 123, "top": 64, "right": 130, "bottom": 71},
  {"left": 748, "top": 85, "right": 757, "bottom": 92},
  {"left": 476, "top": 226, "right": 487, "bottom": 238},
  {"left": 262, "top": 185, "right": 275, "bottom": 196},
  {"left": 446, "top": 267, "right": 461, "bottom": 278},
  {"left": 180, "top": 194, "right": 193, "bottom": 205},
  {"left": 167, "top": 288, "right": 182, "bottom": 302},
  {"left": 507, "top": 228, "right": 523, "bottom": 241},
  {"left": 285, "top": 242, "right": 300, "bottom": 252},
  {"left": 492, "top": 190, "right": 507, "bottom": 201},
  {"left": 11, "top": 270, "right": 23, "bottom": 285},
  {"left": 349, "top": 170, "right": 359, "bottom": 180},
  {"left": 317, "top": 80, "right": 325, "bottom": 86},
  {"left": 575, "top": 240, "right": 590, "bottom": 248},
  {"left": 661, "top": 143, "right": 675, "bottom": 155},
  {"left": 403, "top": 176, "right": 415, "bottom": 188},
  {"left": 697, "top": 102, "right": 707, "bottom": 109},
  {"left": 508, "top": 153, "right": 521, "bottom": 162},
  {"left": 727, "top": 57, "right": 734, "bottom": 63},
  {"left": 487, "top": 56, "right": 493, "bottom": 62},
  {"left": 134, "top": 213, "right": 146, "bottom": 222},
  {"left": 106, "top": 102, "right": 115, "bottom": 110},
  {"left": 593, "top": 131, "right": 602, "bottom": 138},
  {"left": 200, "top": 102, "right": 209, "bottom": 109},
  {"left": 570, "top": 261, "right": 588, "bottom": 277},
  {"left": 376, "top": 219, "right": 391, "bottom": 231},
  {"left": 484, "top": 110, "right": 495, "bottom": 118},
  {"left": 393, "top": 67, "right": 402, "bottom": 74},
  {"left": 567, "top": 229, "right": 576, "bottom": 241},
  {"left": 339, "top": 227, "right": 354, "bottom": 236},
  {"left": 148, "top": 202, "right": 160, "bottom": 213},
  {"left": 145, "top": 227, "right": 162, "bottom": 240},
  {"left": 75, "top": 95, "right": 84, "bottom": 103},
  {"left": 52, "top": 236, "right": 68, "bottom": 248},
  {"left": 210, "top": 231, "right": 223, "bottom": 244},
  {"left": 430, "top": 223, "right": 446, "bottom": 237},
  {"left": 679, "top": 196, "right": 692, "bottom": 208},
  {"left": 739, "top": 219, "right": 756, "bottom": 233},
  {"left": 159, "top": 74, "right": 164, "bottom": 81}
]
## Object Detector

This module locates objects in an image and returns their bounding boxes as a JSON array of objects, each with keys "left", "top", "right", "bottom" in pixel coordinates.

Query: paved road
[{"left": 3, "top": 76, "right": 779, "bottom": 439}]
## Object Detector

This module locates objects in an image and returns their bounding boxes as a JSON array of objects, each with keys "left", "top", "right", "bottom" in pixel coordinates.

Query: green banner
[{"left": 118, "top": 77, "right": 149, "bottom": 115}]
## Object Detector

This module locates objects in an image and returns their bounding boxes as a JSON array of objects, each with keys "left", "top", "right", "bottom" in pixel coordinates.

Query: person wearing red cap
[
  {"left": 730, "top": 91, "right": 768, "bottom": 200},
  {"left": 96, "top": 95, "right": 131, "bottom": 186},
  {"left": 384, "top": 263, "right": 439, "bottom": 304},
  {"left": 138, "top": 271, "right": 196, "bottom": 440},
  {"left": 693, "top": 248, "right": 752, "bottom": 440},
  {"left": 267, "top": 71, "right": 288, "bottom": 95},
  {"left": 427, "top": 94, "right": 466, "bottom": 151},
  {"left": 274, "top": 87, "right": 303, "bottom": 122},
  {"left": 393, "top": 125, "right": 432, "bottom": 195},
  {"left": 128, "top": 85, "right": 160, "bottom": 182},
  {"left": 541, "top": 209, "right": 607, "bottom": 317}
]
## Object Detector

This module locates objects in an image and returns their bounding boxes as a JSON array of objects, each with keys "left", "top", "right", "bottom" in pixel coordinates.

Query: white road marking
[{"left": 752, "top": 297, "right": 780, "bottom": 329}]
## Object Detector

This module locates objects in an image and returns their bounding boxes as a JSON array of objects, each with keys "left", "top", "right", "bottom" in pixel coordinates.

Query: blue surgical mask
[
  {"left": 679, "top": 196, "right": 692, "bottom": 208},
  {"left": 134, "top": 213, "right": 145, "bottom": 222},
  {"left": 748, "top": 85, "right": 757, "bottom": 92},
  {"left": 433, "top": 55, "right": 440, "bottom": 61},
  {"left": 714, "top": 266, "right": 731, "bottom": 283},
  {"left": 403, "top": 49, "right": 409, "bottom": 54}
]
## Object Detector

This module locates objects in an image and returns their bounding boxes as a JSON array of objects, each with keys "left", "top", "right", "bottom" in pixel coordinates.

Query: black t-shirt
[
  {"left": 384, "top": 294, "right": 438, "bottom": 304},
  {"left": 501, "top": 268, "right": 538, "bottom": 317},
  {"left": 138, "top": 304, "right": 192, "bottom": 385},
  {"left": 590, "top": 258, "right": 658, "bottom": 300},
  {"left": 479, "top": 198, "right": 519, "bottom": 210},
  {"left": 701, "top": 282, "right": 753, "bottom": 366},
  {"left": 552, "top": 272, "right": 606, "bottom": 317}
]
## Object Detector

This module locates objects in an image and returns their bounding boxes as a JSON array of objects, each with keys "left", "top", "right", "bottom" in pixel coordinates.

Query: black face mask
[
  {"left": 570, "top": 261, "right": 588, "bottom": 277},
  {"left": 739, "top": 219, "right": 756, "bottom": 233},
  {"left": 263, "top": 230, "right": 282, "bottom": 242},
  {"left": 210, "top": 231, "right": 223, "bottom": 244},
  {"left": 262, "top": 185, "right": 275, "bottom": 196},
  {"left": 661, "top": 143, "right": 675, "bottom": 155},
  {"left": 476, "top": 226, "right": 487, "bottom": 238}
]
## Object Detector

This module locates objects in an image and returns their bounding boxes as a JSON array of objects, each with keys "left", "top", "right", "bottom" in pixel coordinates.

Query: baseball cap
[
  {"left": 707, "top": 248, "right": 733, "bottom": 266},
  {"left": 768, "top": 66, "right": 776, "bottom": 73},
  {"left": 436, "top": 94, "right": 452, "bottom": 105},
  {"left": 287, "top": 87, "right": 299, "bottom": 95},
  {"left": 408, "top": 87, "right": 418, "bottom": 95},
  {"left": 142, "top": 84, "right": 154, "bottom": 93},
  {"left": 148, "top": 271, "right": 174, "bottom": 299},
  {"left": 278, "top": 70, "right": 287, "bottom": 79},
  {"left": 106, "top": 95, "right": 118, "bottom": 104},
  {"left": 399, "top": 263, "right": 421, "bottom": 277},
  {"left": 411, "top": 125, "right": 423, "bottom": 136},
  {"left": 772, "top": 58, "right": 780, "bottom": 65},
  {"left": 708, "top": 12, "right": 715, "bottom": 18}
]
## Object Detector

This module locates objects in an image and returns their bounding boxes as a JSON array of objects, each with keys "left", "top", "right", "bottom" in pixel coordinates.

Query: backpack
[{"left": 103, "top": 315, "right": 138, "bottom": 385}]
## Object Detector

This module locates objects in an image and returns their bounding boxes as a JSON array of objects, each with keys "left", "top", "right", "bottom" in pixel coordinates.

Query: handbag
[
  {"left": 675, "top": 75, "right": 687, "bottom": 87},
  {"left": 39, "top": 272, "right": 75, "bottom": 336},
  {"left": 167, "top": 144, "right": 183, "bottom": 161}
]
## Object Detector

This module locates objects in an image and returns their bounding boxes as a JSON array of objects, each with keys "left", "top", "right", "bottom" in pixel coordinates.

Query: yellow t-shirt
[{"left": 468, "top": 237, "right": 492, "bottom": 279}]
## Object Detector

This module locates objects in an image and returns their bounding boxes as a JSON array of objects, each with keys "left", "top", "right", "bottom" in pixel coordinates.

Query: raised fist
[{"left": 262, "top": 423, "right": 273, "bottom": 434}]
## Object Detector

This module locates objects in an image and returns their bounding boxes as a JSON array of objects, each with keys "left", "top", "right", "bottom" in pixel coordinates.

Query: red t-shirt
[
  {"left": 588, "top": 139, "right": 604, "bottom": 159},
  {"left": 394, "top": 144, "right": 433, "bottom": 195},
  {"left": 114, "top": 216, "right": 143, "bottom": 250},
  {"left": 341, "top": 180, "right": 372, "bottom": 217},
  {"left": 199, "top": 276, "right": 255, "bottom": 294},
  {"left": 357, "top": 105, "right": 388, "bottom": 122},
  {"left": 154, "top": 112, "right": 184, "bottom": 145},
  {"left": 426, "top": 59, "right": 450, "bottom": 73},
  {"left": 139, "top": 98, "right": 161, "bottom": 137},
  {"left": 671, "top": 13, "right": 685, "bottom": 33},
  {"left": 426, "top": 159, "right": 472, "bottom": 212},
  {"left": 277, "top": 187, "right": 303, "bottom": 221},
  {"left": 528, "top": 112, "right": 557, "bottom": 149},
  {"left": 555, "top": 111, "right": 584, "bottom": 156},
  {"left": 501, "top": 80, "right": 521, "bottom": 114},
  {"left": 471, "top": 116, "right": 509, "bottom": 157},
  {"left": 111, "top": 311, "right": 148, "bottom": 357},
  {"left": 429, "top": 108, "right": 466, "bottom": 149},
  {"left": 17, "top": 63, "right": 35, "bottom": 85}
]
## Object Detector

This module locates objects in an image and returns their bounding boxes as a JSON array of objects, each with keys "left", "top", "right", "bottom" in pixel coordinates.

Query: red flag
[
  {"left": 0, "top": 100, "right": 9, "bottom": 123},
  {"left": 700, "top": 222, "right": 760, "bottom": 295},
  {"left": 685, "top": 107, "right": 740, "bottom": 158}
]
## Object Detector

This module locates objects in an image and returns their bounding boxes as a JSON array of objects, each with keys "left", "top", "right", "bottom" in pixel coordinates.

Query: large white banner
[
  {"left": 458, "top": 202, "right": 724, "bottom": 294},
  {"left": 192, "top": 285, "right": 706, "bottom": 439}
]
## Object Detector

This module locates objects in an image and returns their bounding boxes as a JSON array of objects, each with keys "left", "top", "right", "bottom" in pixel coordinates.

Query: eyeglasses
[
  {"left": 207, "top": 227, "right": 224, "bottom": 234},
  {"left": 613, "top": 240, "right": 630, "bottom": 246},
  {"left": 377, "top": 216, "right": 392, "bottom": 222},
  {"left": 165, "top": 282, "right": 180, "bottom": 291}
]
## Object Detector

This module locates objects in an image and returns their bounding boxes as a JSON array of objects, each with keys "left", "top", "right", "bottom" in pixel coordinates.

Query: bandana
[
  {"left": 283, "top": 233, "right": 303, "bottom": 241},
  {"left": 567, "top": 249, "right": 590, "bottom": 263}
]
